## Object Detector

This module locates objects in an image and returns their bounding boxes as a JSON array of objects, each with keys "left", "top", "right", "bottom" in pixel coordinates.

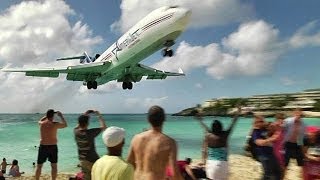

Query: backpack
[{"left": 244, "top": 133, "right": 259, "bottom": 161}]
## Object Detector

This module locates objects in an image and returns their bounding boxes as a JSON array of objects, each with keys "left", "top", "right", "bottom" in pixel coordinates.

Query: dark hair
[
  {"left": 2, "top": 158, "right": 5, "bottom": 161},
  {"left": 211, "top": 120, "right": 223, "bottom": 135},
  {"left": 46, "top": 109, "right": 55, "bottom": 119},
  {"left": 12, "top": 159, "right": 18, "bottom": 166},
  {"left": 148, "top": 106, "right": 165, "bottom": 127},
  {"left": 275, "top": 113, "right": 285, "bottom": 120},
  {"left": 78, "top": 115, "right": 89, "bottom": 128},
  {"left": 185, "top": 158, "right": 192, "bottom": 164}
]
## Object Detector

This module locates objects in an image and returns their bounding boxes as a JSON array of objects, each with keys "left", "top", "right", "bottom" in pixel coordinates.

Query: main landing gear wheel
[
  {"left": 86, "top": 81, "right": 98, "bottom": 90},
  {"left": 162, "top": 48, "right": 173, "bottom": 57},
  {"left": 92, "top": 81, "right": 98, "bottom": 89},
  {"left": 122, "top": 82, "right": 133, "bottom": 90},
  {"left": 87, "top": 81, "right": 92, "bottom": 89}
]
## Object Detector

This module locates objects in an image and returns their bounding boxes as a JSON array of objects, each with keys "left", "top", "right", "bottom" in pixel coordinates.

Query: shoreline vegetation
[
  {"left": 173, "top": 88, "right": 320, "bottom": 117},
  {"left": 13, "top": 155, "right": 300, "bottom": 180}
]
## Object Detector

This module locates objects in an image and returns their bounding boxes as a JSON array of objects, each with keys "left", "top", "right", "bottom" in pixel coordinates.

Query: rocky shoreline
[{"left": 173, "top": 107, "right": 320, "bottom": 118}]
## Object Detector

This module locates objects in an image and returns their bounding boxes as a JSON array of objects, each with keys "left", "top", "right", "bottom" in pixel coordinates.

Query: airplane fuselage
[{"left": 93, "top": 6, "right": 191, "bottom": 85}]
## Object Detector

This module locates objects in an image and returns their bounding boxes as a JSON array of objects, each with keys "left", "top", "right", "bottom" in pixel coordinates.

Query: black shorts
[
  {"left": 284, "top": 142, "right": 304, "bottom": 166},
  {"left": 1, "top": 170, "right": 5, "bottom": 174},
  {"left": 37, "top": 145, "right": 58, "bottom": 164}
]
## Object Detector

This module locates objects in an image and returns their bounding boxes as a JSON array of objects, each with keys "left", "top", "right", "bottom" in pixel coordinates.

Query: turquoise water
[{"left": 0, "top": 114, "right": 319, "bottom": 175}]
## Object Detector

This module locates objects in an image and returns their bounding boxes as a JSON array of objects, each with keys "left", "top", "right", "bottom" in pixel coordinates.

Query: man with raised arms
[
  {"left": 127, "top": 105, "right": 182, "bottom": 180},
  {"left": 74, "top": 110, "right": 107, "bottom": 180},
  {"left": 35, "top": 109, "right": 67, "bottom": 180}
]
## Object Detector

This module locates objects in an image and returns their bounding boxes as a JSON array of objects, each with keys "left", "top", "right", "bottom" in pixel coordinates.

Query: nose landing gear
[{"left": 162, "top": 48, "right": 173, "bottom": 57}]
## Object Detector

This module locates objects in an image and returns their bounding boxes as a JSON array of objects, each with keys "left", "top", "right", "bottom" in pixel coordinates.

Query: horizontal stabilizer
[
  {"left": 178, "top": 68, "right": 184, "bottom": 74},
  {"left": 56, "top": 55, "right": 86, "bottom": 61}
]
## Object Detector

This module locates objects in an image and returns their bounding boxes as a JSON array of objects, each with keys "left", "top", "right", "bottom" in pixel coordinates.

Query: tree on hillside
[
  {"left": 227, "top": 98, "right": 248, "bottom": 107},
  {"left": 313, "top": 100, "right": 320, "bottom": 112},
  {"left": 203, "top": 101, "right": 228, "bottom": 115},
  {"left": 271, "top": 99, "right": 287, "bottom": 108},
  {"left": 285, "top": 95, "right": 295, "bottom": 102}
]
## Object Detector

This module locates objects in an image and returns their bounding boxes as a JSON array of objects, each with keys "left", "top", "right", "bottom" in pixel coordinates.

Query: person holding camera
[
  {"left": 35, "top": 109, "right": 67, "bottom": 180},
  {"left": 74, "top": 110, "right": 107, "bottom": 180}
]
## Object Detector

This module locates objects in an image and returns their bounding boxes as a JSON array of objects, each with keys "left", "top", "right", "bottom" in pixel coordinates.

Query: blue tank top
[{"left": 207, "top": 147, "right": 228, "bottom": 161}]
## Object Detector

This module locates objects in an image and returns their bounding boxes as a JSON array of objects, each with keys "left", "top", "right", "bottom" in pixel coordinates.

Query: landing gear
[
  {"left": 86, "top": 81, "right": 98, "bottom": 90},
  {"left": 122, "top": 82, "right": 133, "bottom": 90},
  {"left": 162, "top": 40, "right": 174, "bottom": 57},
  {"left": 92, "top": 81, "right": 97, "bottom": 89},
  {"left": 162, "top": 48, "right": 173, "bottom": 57}
]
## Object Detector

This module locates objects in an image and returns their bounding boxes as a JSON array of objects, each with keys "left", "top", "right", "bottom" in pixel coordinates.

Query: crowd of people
[
  {"left": 0, "top": 106, "right": 319, "bottom": 180},
  {"left": 0, "top": 158, "right": 24, "bottom": 178},
  {"left": 248, "top": 108, "right": 320, "bottom": 180}
]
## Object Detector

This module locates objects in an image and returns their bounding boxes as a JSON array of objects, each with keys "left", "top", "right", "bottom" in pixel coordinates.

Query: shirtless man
[
  {"left": 283, "top": 108, "right": 306, "bottom": 178},
  {"left": 127, "top": 106, "right": 182, "bottom": 180},
  {"left": 35, "top": 109, "right": 67, "bottom": 180}
]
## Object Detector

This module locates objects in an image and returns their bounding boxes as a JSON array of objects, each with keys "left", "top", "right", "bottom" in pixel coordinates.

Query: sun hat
[{"left": 102, "top": 126, "right": 125, "bottom": 147}]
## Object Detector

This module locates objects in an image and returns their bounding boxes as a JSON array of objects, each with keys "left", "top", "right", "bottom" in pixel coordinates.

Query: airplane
[{"left": 2, "top": 6, "right": 191, "bottom": 90}]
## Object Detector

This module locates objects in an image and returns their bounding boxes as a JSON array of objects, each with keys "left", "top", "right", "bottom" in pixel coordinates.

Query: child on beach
[
  {"left": 1, "top": 158, "right": 10, "bottom": 174},
  {"left": 8, "top": 159, "right": 24, "bottom": 177}
]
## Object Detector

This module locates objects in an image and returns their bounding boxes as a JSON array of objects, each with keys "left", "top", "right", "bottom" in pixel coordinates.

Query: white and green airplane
[{"left": 2, "top": 6, "right": 191, "bottom": 90}]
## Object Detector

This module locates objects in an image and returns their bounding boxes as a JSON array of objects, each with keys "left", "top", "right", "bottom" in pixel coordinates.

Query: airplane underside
[{"left": 84, "top": 31, "right": 183, "bottom": 90}]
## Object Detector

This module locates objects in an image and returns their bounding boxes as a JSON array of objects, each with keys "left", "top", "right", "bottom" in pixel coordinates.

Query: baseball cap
[{"left": 102, "top": 126, "right": 125, "bottom": 147}]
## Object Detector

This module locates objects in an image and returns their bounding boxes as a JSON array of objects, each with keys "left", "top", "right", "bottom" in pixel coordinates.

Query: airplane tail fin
[{"left": 82, "top": 52, "right": 92, "bottom": 63}]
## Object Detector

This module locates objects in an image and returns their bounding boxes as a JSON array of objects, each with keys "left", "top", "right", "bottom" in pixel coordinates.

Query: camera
[{"left": 87, "top": 110, "right": 94, "bottom": 114}]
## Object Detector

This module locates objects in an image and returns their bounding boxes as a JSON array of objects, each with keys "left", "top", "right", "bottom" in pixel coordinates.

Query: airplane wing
[
  {"left": 132, "top": 63, "right": 185, "bottom": 80},
  {"left": 2, "top": 61, "right": 111, "bottom": 81}
]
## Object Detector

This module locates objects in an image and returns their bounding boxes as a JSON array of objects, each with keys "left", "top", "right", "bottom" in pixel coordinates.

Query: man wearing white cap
[
  {"left": 91, "top": 126, "right": 134, "bottom": 180},
  {"left": 127, "top": 105, "right": 182, "bottom": 180}
]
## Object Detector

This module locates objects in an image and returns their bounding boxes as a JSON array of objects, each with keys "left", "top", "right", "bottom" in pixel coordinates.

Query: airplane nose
[
  {"left": 174, "top": 8, "right": 192, "bottom": 29},
  {"left": 181, "top": 9, "right": 191, "bottom": 22}
]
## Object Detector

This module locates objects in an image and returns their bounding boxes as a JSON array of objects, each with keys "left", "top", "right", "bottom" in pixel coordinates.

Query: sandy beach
[
  {"left": 7, "top": 154, "right": 301, "bottom": 180},
  {"left": 228, "top": 155, "right": 301, "bottom": 180},
  {"left": 4, "top": 173, "right": 74, "bottom": 180}
]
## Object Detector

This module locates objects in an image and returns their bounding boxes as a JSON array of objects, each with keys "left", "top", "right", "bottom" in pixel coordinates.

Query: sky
[{"left": 0, "top": 0, "right": 320, "bottom": 113}]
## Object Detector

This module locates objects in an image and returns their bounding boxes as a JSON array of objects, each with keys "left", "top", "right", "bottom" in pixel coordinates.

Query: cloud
[
  {"left": 111, "top": 0, "right": 254, "bottom": 33},
  {"left": 0, "top": 0, "right": 103, "bottom": 113},
  {"left": 289, "top": 20, "right": 320, "bottom": 48},
  {"left": 0, "top": 0, "right": 102, "bottom": 66},
  {"left": 280, "top": 77, "right": 295, "bottom": 86},
  {"left": 195, "top": 83, "right": 203, "bottom": 89},
  {"left": 153, "top": 20, "right": 282, "bottom": 79}
]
